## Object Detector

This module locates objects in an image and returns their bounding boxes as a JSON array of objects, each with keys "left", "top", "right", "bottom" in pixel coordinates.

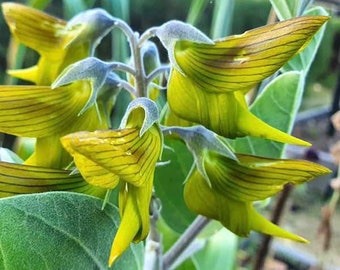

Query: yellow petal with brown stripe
[
  {"left": 0, "top": 161, "right": 106, "bottom": 198},
  {"left": 61, "top": 126, "right": 162, "bottom": 187},
  {"left": 2, "top": 2, "right": 68, "bottom": 56},
  {"left": 184, "top": 168, "right": 308, "bottom": 242},
  {"left": 0, "top": 82, "right": 92, "bottom": 137},
  {"left": 174, "top": 16, "right": 329, "bottom": 93},
  {"left": 168, "top": 68, "right": 310, "bottom": 145},
  {"left": 204, "top": 152, "right": 331, "bottom": 202}
]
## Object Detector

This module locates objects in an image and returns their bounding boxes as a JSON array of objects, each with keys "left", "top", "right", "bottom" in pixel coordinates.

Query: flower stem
[{"left": 162, "top": 215, "right": 210, "bottom": 269}]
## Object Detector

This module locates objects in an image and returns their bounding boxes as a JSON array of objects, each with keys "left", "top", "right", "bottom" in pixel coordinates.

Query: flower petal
[
  {"left": 168, "top": 68, "right": 310, "bottom": 145},
  {"left": 109, "top": 180, "right": 152, "bottom": 266},
  {"left": 174, "top": 16, "right": 329, "bottom": 93},
  {"left": 0, "top": 83, "right": 91, "bottom": 137},
  {"left": 0, "top": 161, "right": 105, "bottom": 197},
  {"left": 2, "top": 2, "right": 68, "bottom": 55},
  {"left": 205, "top": 152, "right": 331, "bottom": 202},
  {"left": 61, "top": 127, "right": 161, "bottom": 187},
  {"left": 184, "top": 168, "right": 307, "bottom": 242}
]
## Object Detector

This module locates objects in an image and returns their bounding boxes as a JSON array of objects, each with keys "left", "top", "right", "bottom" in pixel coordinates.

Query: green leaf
[
  {"left": 270, "top": 0, "right": 315, "bottom": 19},
  {"left": 154, "top": 138, "right": 196, "bottom": 233},
  {"left": 269, "top": 0, "right": 300, "bottom": 20},
  {"left": 283, "top": 7, "right": 329, "bottom": 73},
  {"left": 186, "top": 0, "right": 208, "bottom": 25},
  {"left": 210, "top": 0, "right": 234, "bottom": 38},
  {"left": 232, "top": 71, "right": 304, "bottom": 158},
  {"left": 193, "top": 229, "right": 238, "bottom": 270},
  {"left": 0, "top": 192, "right": 143, "bottom": 269},
  {"left": 62, "top": 0, "right": 88, "bottom": 19},
  {"left": 101, "top": 0, "right": 130, "bottom": 62}
]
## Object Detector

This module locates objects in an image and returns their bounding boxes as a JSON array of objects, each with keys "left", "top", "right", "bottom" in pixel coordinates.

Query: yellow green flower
[
  {"left": 0, "top": 3, "right": 117, "bottom": 168},
  {"left": 2, "top": 2, "right": 115, "bottom": 85},
  {"left": 60, "top": 98, "right": 163, "bottom": 266},
  {"left": 0, "top": 3, "right": 117, "bottom": 197},
  {"left": 184, "top": 151, "right": 331, "bottom": 241},
  {"left": 157, "top": 16, "right": 328, "bottom": 144}
]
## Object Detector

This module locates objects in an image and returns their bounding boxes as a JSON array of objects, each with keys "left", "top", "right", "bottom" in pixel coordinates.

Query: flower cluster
[{"left": 0, "top": 2, "right": 331, "bottom": 267}]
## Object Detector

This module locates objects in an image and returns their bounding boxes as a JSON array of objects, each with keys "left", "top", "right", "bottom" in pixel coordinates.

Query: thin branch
[
  {"left": 162, "top": 215, "right": 211, "bottom": 269},
  {"left": 114, "top": 19, "right": 136, "bottom": 44},
  {"left": 138, "top": 27, "right": 158, "bottom": 48},
  {"left": 147, "top": 65, "right": 170, "bottom": 85},
  {"left": 109, "top": 61, "right": 136, "bottom": 76},
  {"left": 119, "top": 80, "right": 137, "bottom": 96}
]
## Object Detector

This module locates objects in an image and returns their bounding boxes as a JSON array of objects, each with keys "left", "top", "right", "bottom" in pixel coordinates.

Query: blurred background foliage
[{"left": 0, "top": 0, "right": 339, "bottom": 110}]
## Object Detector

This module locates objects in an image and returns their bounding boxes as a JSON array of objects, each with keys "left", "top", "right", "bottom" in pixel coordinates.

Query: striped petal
[
  {"left": 2, "top": 3, "right": 93, "bottom": 85},
  {"left": 109, "top": 180, "right": 152, "bottom": 266},
  {"left": 61, "top": 127, "right": 162, "bottom": 187},
  {"left": 204, "top": 152, "right": 331, "bottom": 202},
  {"left": 173, "top": 16, "right": 328, "bottom": 93},
  {"left": 168, "top": 68, "right": 309, "bottom": 145},
  {"left": 0, "top": 161, "right": 106, "bottom": 198},
  {"left": 184, "top": 169, "right": 307, "bottom": 242},
  {"left": 2, "top": 2, "right": 69, "bottom": 56},
  {"left": 0, "top": 82, "right": 91, "bottom": 137}
]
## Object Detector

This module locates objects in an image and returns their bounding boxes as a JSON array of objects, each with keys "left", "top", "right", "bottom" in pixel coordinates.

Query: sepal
[
  {"left": 52, "top": 57, "right": 121, "bottom": 115},
  {"left": 155, "top": 20, "right": 214, "bottom": 73},
  {"left": 120, "top": 97, "right": 160, "bottom": 137},
  {"left": 162, "top": 125, "right": 237, "bottom": 185},
  {"left": 66, "top": 8, "right": 116, "bottom": 55}
]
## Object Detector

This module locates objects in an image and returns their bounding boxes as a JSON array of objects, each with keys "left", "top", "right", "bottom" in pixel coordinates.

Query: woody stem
[{"left": 162, "top": 216, "right": 210, "bottom": 269}]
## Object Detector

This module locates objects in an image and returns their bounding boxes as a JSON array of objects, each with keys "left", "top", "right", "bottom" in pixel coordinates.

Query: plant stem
[{"left": 162, "top": 215, "right": 210, "bottom": 269}]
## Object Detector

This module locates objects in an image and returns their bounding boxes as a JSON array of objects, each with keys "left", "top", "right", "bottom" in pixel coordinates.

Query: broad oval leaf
[{"left": 0, "top": 192, "right": 143, "bottom": 269}]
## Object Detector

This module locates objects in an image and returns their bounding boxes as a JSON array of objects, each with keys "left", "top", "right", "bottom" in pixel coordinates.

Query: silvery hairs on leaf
[
  {"left": 120, "top": 98, "right": 160, "bottom": 137},
  {"left": 66, "top": 8, "right": 116, "bottom": 55},
  {"left": 155, "top": 20, "right": 214, "bottom": 73},
  {"left": 162, "top": 125, "right": 237, "bottom": 185},
  {"left": 51, "top": 57, "right": 120, "bottom": 115}
]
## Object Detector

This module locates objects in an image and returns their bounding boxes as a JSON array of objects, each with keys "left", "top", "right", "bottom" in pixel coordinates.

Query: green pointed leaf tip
[
  {"left": 52, "top": 57, "right": 120, "bottom": 114},
  {"left": 66, "top": 8, "right": 116, "bottom": 50},
  {"left": 0, "top": 192, "right": 143, "bottom": 269},
  {"left": 120, "top": 98, "right": 160, "bottom": 137}
]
